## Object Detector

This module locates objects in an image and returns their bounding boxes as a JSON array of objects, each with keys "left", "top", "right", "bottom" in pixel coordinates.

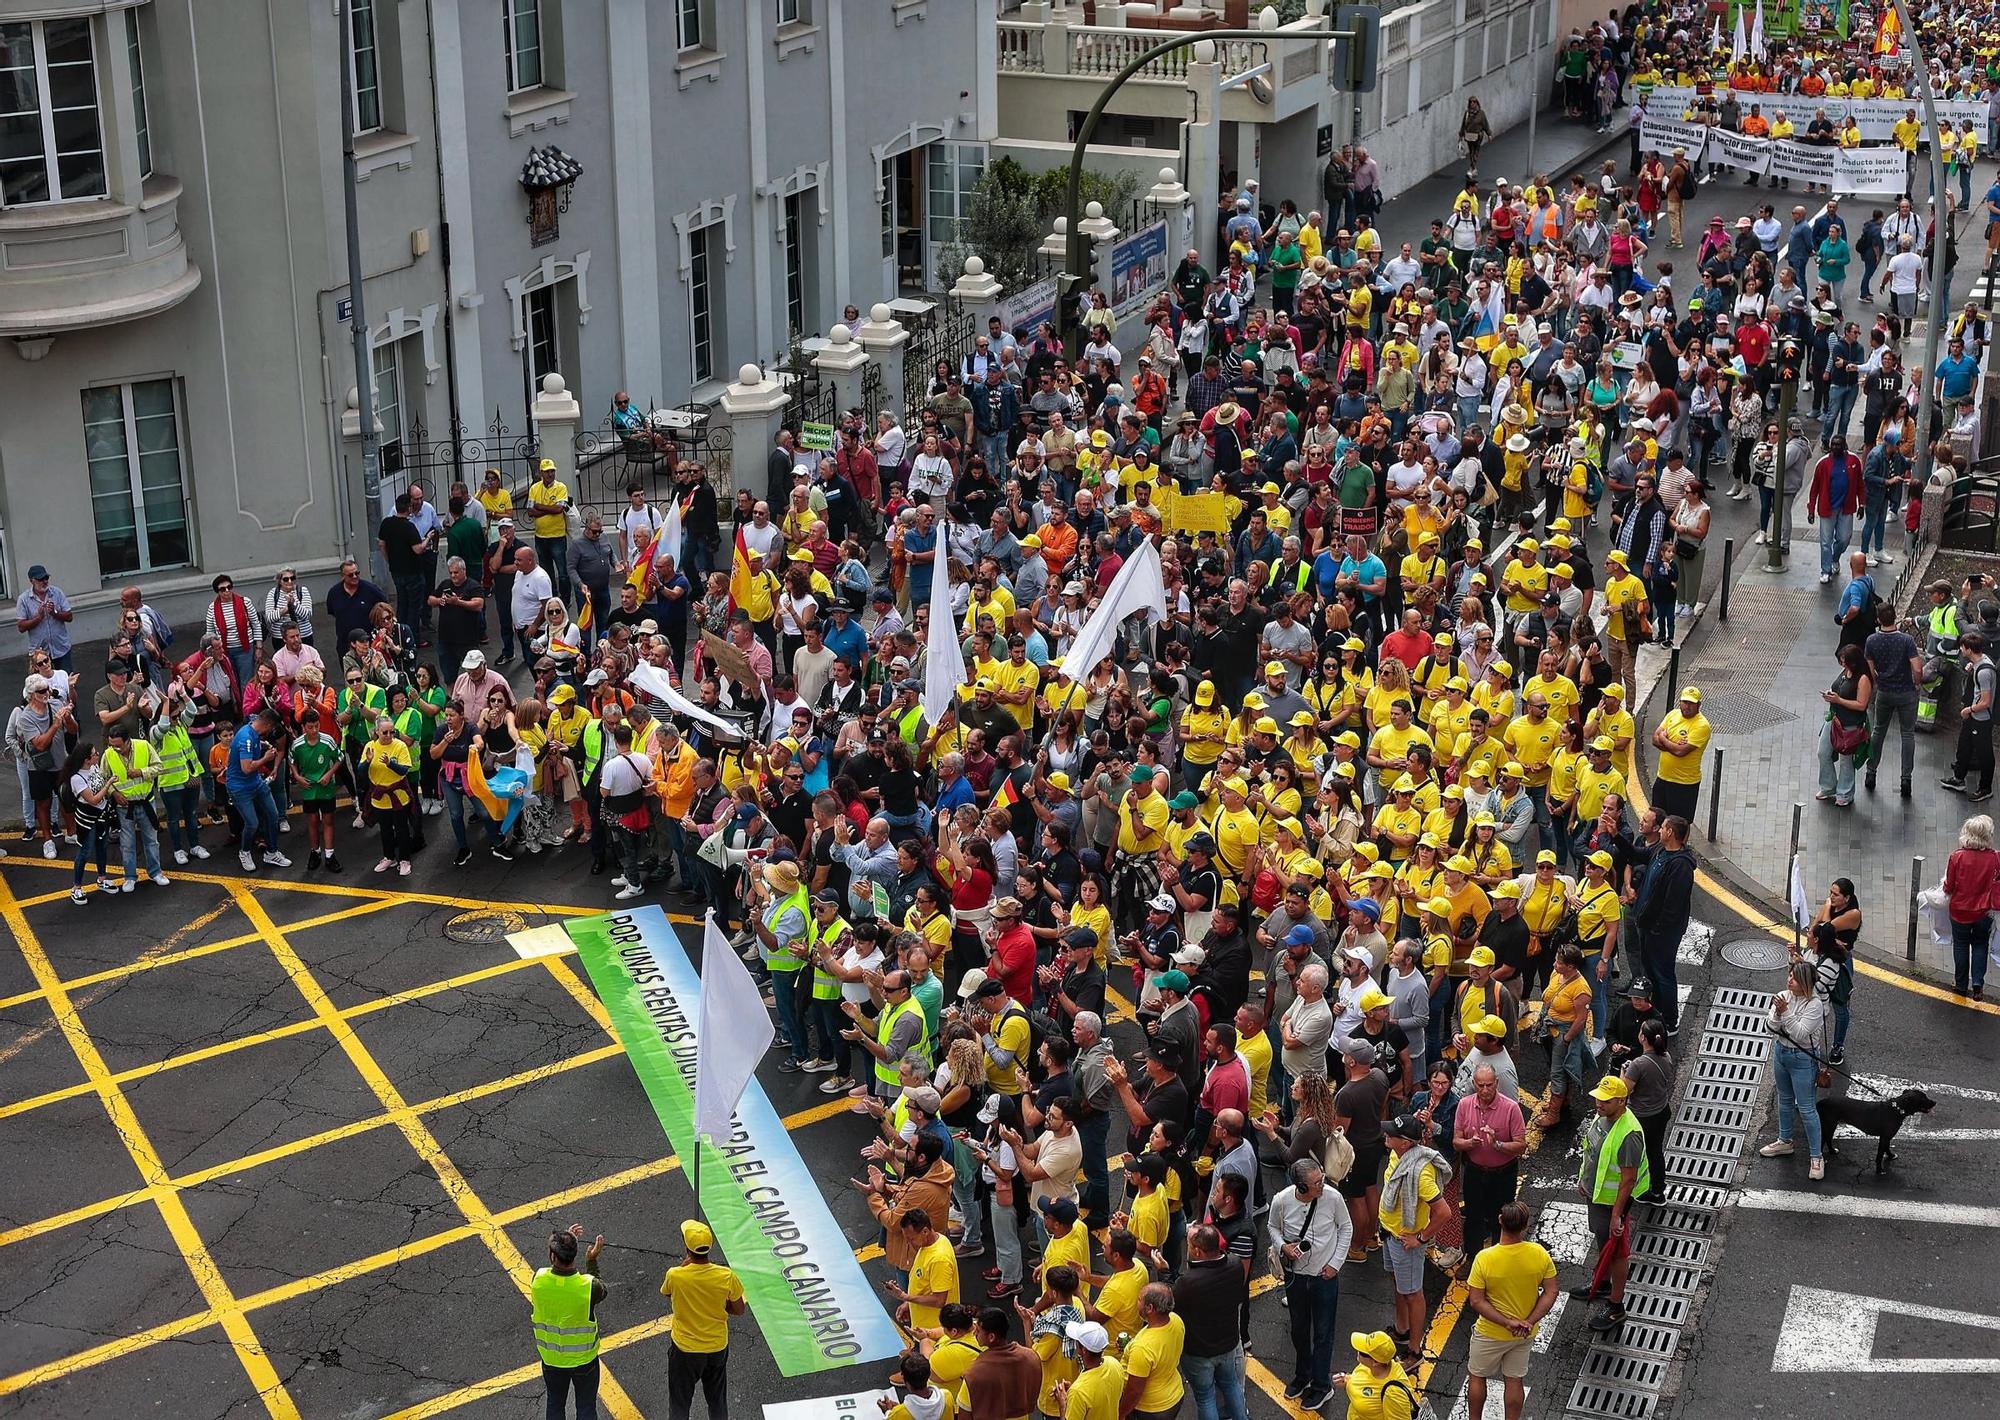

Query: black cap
[
  {"left": 1037, "top": 1196, "right": 1079, "bottom": 1223},
  {"left": 1627, "top": 977, "right": 1655, "bottom": 999},
  {"left": 1063, "top": 927, "right": 1099, "bottom": 952},
  {"left": 974, "top": 977, "right": 1007, "bottom": 998},
  {"left": 1383, "top": 1115, "right": 1427, "bottom": 1142}
]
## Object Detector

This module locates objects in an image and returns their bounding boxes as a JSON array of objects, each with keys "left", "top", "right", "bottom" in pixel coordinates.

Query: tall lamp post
[
  {"left": 1889, "top": 0, "right": 1952, "bottom": 497},
  {"left": 1057, "top": 9, "right": 1359, "bottom": 359}
]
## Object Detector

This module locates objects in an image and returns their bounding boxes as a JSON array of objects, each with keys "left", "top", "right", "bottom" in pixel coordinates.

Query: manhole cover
[
  {"left": 445, "top": 908, "right": 530, "bottom": 944},
  {"left": 1720, "top": 935, "right": 1790, "bottom": 971},
  {"left": 1696, "top": 691, "right": 1797, "bottom": 736}
]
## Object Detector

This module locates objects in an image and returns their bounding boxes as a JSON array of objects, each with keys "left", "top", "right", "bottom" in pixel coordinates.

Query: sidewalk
[{"left": 1637, "top": 490, "right": 1970, "bottom": 979}]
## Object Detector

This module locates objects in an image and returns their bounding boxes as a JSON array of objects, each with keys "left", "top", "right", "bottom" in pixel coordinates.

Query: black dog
[{"left": 1817, "top": 1088, "right": 1938, "bottom": 1174}]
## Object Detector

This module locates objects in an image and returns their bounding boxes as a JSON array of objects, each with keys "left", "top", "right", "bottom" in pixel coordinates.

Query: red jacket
[
  {"left": 1807, "top": 451, "right": 1864, "bottom": 518},
  {"left": 1943, "top": 845, "right": 1999, "bottom": 925}
]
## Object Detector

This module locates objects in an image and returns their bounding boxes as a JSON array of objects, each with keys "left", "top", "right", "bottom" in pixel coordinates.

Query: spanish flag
[
  {"left": 625, "top": 526, "right": 656, "bottom": 596},
  {"left": 573, "top": 594, "right": 594, "bottom": 634},
  {"left": 727, "top": 525, "right": 756, "bottom": 616},
  {"left": 992, "top": 773, "right": 1021, "bottom": 813}
]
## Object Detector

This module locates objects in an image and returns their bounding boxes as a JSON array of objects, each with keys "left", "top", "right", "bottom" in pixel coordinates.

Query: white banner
[
  {"left": 1645, "top": 86, "right": 1986, "bottom": 142},
  {"left": 1711, "top": 129, "right": 1772, "bottom": 177},
  {"left": 1768, "top": 140, "right": 1835, "bottom": 187},
  {"left": 1833, "top": 145, "right": 1915, "bottom": 194},
  {"left": 1639, "top": 117, "right": 1711, "bottom": 161}
]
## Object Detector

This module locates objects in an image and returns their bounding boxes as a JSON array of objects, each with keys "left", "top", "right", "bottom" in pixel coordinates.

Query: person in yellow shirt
[
  {"left": 1452, "top": 710, "right": 1507, "bottom": 785},
  {"left": 921, "top": 1308, "right": 985, "bottom": 1411},
  {"left": 1210, "top": 776, "right": 1261, "bottom": 883},
  {"left": 883, "top": 1353, "right": 959, "bottom": 1420},
  {"left": 1390, "top": 838, "right": 1444, "bottom": 938},
  {"left": 1600, "top": 550, "right": 1649, "bottom": 701},
  {"left": 889, "top": 1210, "right": 960, "bottom": 1335},
  {"left": 1571, "top": 736, "right": 1624, "bottom": 825},
  {"left": 988, "top": 640, "right": 1040, "bottom": 732},
  {"left": 1086, "top": 1230, "right": 1149, "bottom": 1353},
  {"left": 1464, "top": 816, "right": 1513, "bottom": 888},
  {"left": 1891, "top": 109, "right": 1921, "bottom": 154},
  {"left": 1501, "top": 695, "right": 1562, "bottom": 792},
  {"left": 1522, "top": 650, "right": 1580, "bottom": 724},
  {"left": 1472, "top": 661, "right": 1517, "bottom": 725},
  {"left": 1334, "top": 1329, "right": 1418, "bottom": 1419},
  {"left": 1178, "top": 681, "right": 1231, "bottom": 789},
  {"left": 475, "top": 468, "right": 515, "bottom": 536},
  {"left": 1372, "top": 777, "right": 1425, "bottom": 863},
  {"left": 1839, "top": 116, "right": 1862, "bottom": 149},
  {"left": 1115, "top": 1154, "right": 1174, "bottom": 1274},
  {"left": 525, "top": 459, "right": 572, "bottom": 543},
  {"left": 1366, "top": 701, "right": 1433, "bottom": 790},
  {"left": 1463, "top": 1205, "right": 1558, "bottom": 1420},
  {"left": 1052, "top": 1321, "right": 1125, "bottom": 1420},
  {"left": 1283, "top": 711, "right": 1328, "bottom": 775},
  {"left": 1429, "top": 676, "right": 1477, "bottom": 749},
  {"left": 1537, "top": 942, "right": 1596, "bottom": 1126},
  {"left": 1648, "top": 686, "right": 1713, "bottom": 820},
  {"left": 1583, "top": 682, "right": 1635, "bottom": 771},
  {"left": 1377, "top": 1114, "right": 1452, "bottom": 1354},
  {"left": 659, "top": 1220, "right": 747, "bottom": 1409},
  {"left": 1500, "top": 541, "right": 1548, "bottom": 616},
  {"left": 1037, "top": 1196, "right": 1094, "bottom": 1301},
  {"left": 1118, "top": 1284, "right": 1186, "bottom": 1417}
]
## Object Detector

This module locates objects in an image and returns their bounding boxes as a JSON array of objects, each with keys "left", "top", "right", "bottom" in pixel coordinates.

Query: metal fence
[
  {"left": 385, "top": 411, "right": 542, "bottom": 506},
  {"left": 572, "top": 401, "right": 732, "bottom": 515},
  {"left": 901, "top": 295, "right": 978, "bottom": 420}
]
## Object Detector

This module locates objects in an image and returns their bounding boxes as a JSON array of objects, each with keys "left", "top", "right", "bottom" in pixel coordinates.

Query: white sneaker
[
  {"left": 150, "top": 872, "right": 170, "bottom": 886},
  {"left": 374, "top": 857, "right": 394, "bottom": 874},
  {"left": 239, "top": 851, "right": 257, "bottom": 872},
  {"left": 425, "top": 800, "right": 444, "bottom": 816},
  {"left": 398, "top": 861, "right": 411, "bottom": 876},
  {"left": 1759, "top": 1139, "right": 1795, "bottom": 1157},
  {"left": 277, "top": 819, "right": 291, "bottom": 834},
  {"left": 174, "top": 850, "right": 189, "bottom": 865},
  {"left": 610, "top": 875, "right": 630, "bottom": 889},
  {"left": 1865, "top": 553, "right": 1879, "bottom": 567},
  {"left": 1753, "top": 529, "right": 1767, "bottom": 544},
  {"left": 1876, "top": 551, "right": 1894, "bottom": 564},
  {"left": 70, "top": 887, "right": 86, "bottom": 905},
  {"left": 614, "top": 883, "right": 645, "bottom": 900},
  {"left": 353, "top": 813, "right": 367, "bottom": 830},
  {"left": 120, "top": 878, "right": 137, "bottom": 893},
  {"left": 1808, "top": 1157, "right": 1825, "bottom": 1180},
  {"left": 1819, "top": 573, "right": 1832, "bottom": 585},
  {"left": 262, "top": 852, "right": 291, "bottom": 868},
  {"left": 191, "top": 845, "right": 211, "bottom": 860},
  {"left": 41, "top": 838, "right": 55, "bottom": 859}
]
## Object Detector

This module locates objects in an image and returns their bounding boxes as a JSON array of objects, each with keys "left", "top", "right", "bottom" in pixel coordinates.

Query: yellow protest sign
[{"left": 1169, "top": 490, "right": 1233, "bottom": 535}]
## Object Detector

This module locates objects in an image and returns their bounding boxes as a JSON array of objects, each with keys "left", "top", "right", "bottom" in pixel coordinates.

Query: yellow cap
[
  {"left": 1501, "top": 761, "right": 1525, "bottom": 778},
  {"left": 1587, "top": 849, "right": 1614, "bottom": 870},
  {"left": 1475, "top": 1012, "right": 1510, "bottom": 1036},
  {"left": 1491, "top": 880, "right": 1522, "bottom": 900},
  {"left": 681, "top": 1219, "right": 715, "bottom": 1251},
  {"left": 1679, "top": 686, "right": 1703, "bottom": 704},
  {"left": 1467, "top": 945, "right": 1497, "bottom": 967},
  {"left": 1536, "top": 848, "right": 1559, "bottom": 865},
  {"left": 1591, "top": 1075, "right": 1631, "bottom": 1101},
  {"left": 1422, "top": 895, "right": 1455, "bottom": 918},
  {"left": 1195, "top": 681, "right": 1216, "bottom": 706},
  {"left": 1393, "top": 774, "right": 1418, "bottom": 793},
  {"left": 1291, "top": 710, "right": 1317, "bottom": 726},
  {"left": 1265, "top": 660, "right": 1287, "bottom": 677},
  {"left": 1445, "top": 854, "right": 1475, "bottom": 873},
  {"left": 1296, "top": 857, "right": 1325, "bottom": 878},
  {"left": 1518, "top": 538, "right": 1540, "bottom": 554},
  {"left": 1473, "top": 812, "right": 1497, "bottom": 827},
  {"left": 1253, "top": 716, "right": 1280, "bottom": 735},
  {"left": 1352, "top": 1331, "right": 1399, "bottom": 1364},
  {"left": 1243, "top": 691, "right": 1266, "bottom": 710},
  {"left": 1047, "top": 771, "right": 1072, "bottom": 790},
  {"left": 1607, "top": 549, "right": 1629, "bottom": 567},
  {"left": 1357, "top": 987, "right": 1394, "bottom": 1011},
  {"left": 1591, "top": 735, "right": 1617, "bottom": 752}
]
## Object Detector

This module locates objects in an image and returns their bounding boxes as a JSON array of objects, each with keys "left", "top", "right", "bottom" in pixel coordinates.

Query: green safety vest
[
  {"left": 1931, "top": 603, "right": 1961, "bottom": 644},
  {"left": 810, "top": 916, "right": 851, "bottom": 1000},
  {"left": 103, "top": 743, "right": 157, "bottom": 803},
  {"left": 530, "top": 1268, "right": 599, "bottom": 1368},
  {"left": 395, "top": 708, "right": 428, "bottom": 778},
  {"left": 581, "top": 720, "right": 608, "bottom": 783},
  {"left": 1587, "top": 1108, "right": 1652, "bottom": 1206},
  {"left": 896, "top": 702, "right": 925, "bottom": 746},
  {"left": 153, "top": 724, "right": 197, "bottom": 790},
  {"left": 764, "top": 885, "right": 811, "bottom": 972},
  {"left": 874, "top": 995, "right": 927, "bottom": 1088}
]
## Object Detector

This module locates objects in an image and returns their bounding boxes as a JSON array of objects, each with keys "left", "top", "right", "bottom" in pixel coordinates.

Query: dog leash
[{"left": 1761, "top": 1021, "right": 1886, "bottom": 1099}]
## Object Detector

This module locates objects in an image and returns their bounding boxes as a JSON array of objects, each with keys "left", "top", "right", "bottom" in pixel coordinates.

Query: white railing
[
  {"left": 997, "top": 20, "right": 1045, "bottom": 71},
  {"left": 1067, "top": 27, "right": 1265, "bottom": 81}
]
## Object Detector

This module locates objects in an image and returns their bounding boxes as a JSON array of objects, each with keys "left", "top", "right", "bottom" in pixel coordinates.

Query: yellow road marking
[
  {"left": 1623, "top": 767, "right": 2000, "bottom": 1016},
  {"left": 0, "top": 879, "right": 301, "bottom": 1417},
  {"left": 225, "top": 884, "right": 647, "bottom": 1419},
  {"left": 0, "top": 950, "right": 571, "bottom": 1120},
  {"left": 380, "top": 1316, "right": 680, "bottom": 1420}
]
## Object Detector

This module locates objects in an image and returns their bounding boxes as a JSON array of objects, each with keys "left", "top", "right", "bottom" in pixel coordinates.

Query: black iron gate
[
  {"left": 900, "top": 296, "right": 977, "bottom": 423},
  {"left": 860, "top": 359, "right": 887, "bottom": 427},
  {"left": 387, "top": 411, "right": 541, "bottom": 503}
]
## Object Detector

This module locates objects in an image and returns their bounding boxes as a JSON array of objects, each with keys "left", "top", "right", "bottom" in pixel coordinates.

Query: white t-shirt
[
  {"left": 1886, "top": 250, "right": 1925, "bottom": 294},
  {"left": 741, "top": 519, "right": 783, "bottom": 561},
  {"left": 839, "top": 943, "right": 885, "bottom": 1003},
  {"left": 1386, "top": 460, "right": 1426, "bottom": 503},
  {"left": 618, "top": 505, "right": 662, "bottom": 558},
  {"left": 510, "top": 564, "right": 554, "bottom": 630}
]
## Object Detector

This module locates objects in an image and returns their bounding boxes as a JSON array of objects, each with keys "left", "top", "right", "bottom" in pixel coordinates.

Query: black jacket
[
  {"left": 1635, "top": 844, "right": 1697, "bottom": 941},
  {"left": 1173, "top": 1256, "right": 1249, "bottom": 1358}
]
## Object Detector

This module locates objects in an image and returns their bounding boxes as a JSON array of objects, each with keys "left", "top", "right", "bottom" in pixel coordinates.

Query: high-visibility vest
[
  {"left": 529, "top": 1268, "right": 599, "bottom": 1368},
  {"left": 810, "top": 916, "right": 850, "bottom": 1000},
  {"left": 338, "top": 685, "right": 385, "bottom": 746},
  {"left": 580, "top": 720, "right": 608, "bottom": 783},
  {"left": 896, "top": 702, "right": 925, "bottom": 746},
  {"left": 874, "top": 995, "right": 927, "bottom": 1088},
  {"left": 103, "top": 743, "right": 157, "bottom": 803},
  {"left": 154, "top": 724, "right": 197, "bottom": 790},
  {"left": 395, "top": 708, "right": 427, "bottom": 777},
  {"left": 1931, "top": 603, "right": 1961, "bottom": 645},
  {"left": 1588, "top": 1107, "right": 1652, "bottom": 1205},
  {"left": 763, "top": 885, "right": 811, "bottom": 972}
]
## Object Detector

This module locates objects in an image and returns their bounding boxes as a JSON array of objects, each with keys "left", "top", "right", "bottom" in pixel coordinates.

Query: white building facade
[{"left": 0, "top": 0, "right": 996, "bottom": 640}]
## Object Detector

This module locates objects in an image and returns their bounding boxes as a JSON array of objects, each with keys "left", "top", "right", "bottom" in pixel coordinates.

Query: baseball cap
[
  {"left": 1357, "top": 988, "right": 1393, "bottom": 1012},
  {"left": 1591, "top": 1075, "right": 1631, "bottom": 1101},
  {"left": 1383, "top": 1114, "right": 1427, "bottom": 1141},
  {"left": 1474, "top": 1014, "right": 1508, "bottom": 1038},
  {"left": 1066, "top": 1320, "right": 1111, "bottom": 1354},
  {"left": 681, "top": 1220, "right": 714, "bottom": 1252},
  {"left": 1285, "top": 924, "right": 1317, "bottom": 948},
  {"left": 1467, "top": 946, "right": 1497, "bottom": 968},
  {"left": 1037, "top": 1195, "right": 1080, "bottom": 1224},
  {"left": 956, "top": 967, "right": 990, "bottom": 1000},
  {"left": 1628, "top": 976, "right": 1655, "bottom": 999},
  {"left": 1169, "top": 790, "right": 1200, "bottom": 810},
  {"left": 1148, "top": 892, "right": 1178, "bottom": 914},
  {"left": 1152, "top": 969, "right": 1191, "bottom": 995}
]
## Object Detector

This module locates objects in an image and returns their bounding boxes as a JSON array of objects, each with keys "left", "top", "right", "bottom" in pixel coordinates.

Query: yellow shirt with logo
[
  {"left": 1118, "top": 790, "right": 1170, "bottom": 854},
  {"left": 526, "top": 479, "right": 571, "bottom": 538},
  {"left": 1502, "top": 717, "right": 1562, "bottom": 787},
  {"left": 1122, "top": 1315, "right": 1187, "bottom": 1413},
  {"left": 988, "top": 659, "right": 1040, "bottom": 730},
  {"left": 906, "top": 1234, "right": 960, "bottom": 1332},
  {"left": 1523, "top": 674, "right": 1580, "bottom": 723},
  {"left": 1603, "top": 573, "right": 1648, "bottom": 642},
  {"left": 1501, "top": 559, "right": 1549, "bottom": 614},
  {"left": 659, "top": 1262, "right": 745, "bottom": 1353},
  {"left": 1653, "top": 709, "right": 1711, "bottom": 785}
]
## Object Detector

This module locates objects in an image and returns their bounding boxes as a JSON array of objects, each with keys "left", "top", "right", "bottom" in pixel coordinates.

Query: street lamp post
[
  {"left": 1057, "top": 15, "right": 1349, "bottom": 359},
  {"left": 1888, "top": 0, "right": 1952, "bottom": 498}
]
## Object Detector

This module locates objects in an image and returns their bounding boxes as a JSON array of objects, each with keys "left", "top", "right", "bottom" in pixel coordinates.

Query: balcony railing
[{"left": 996, "top": 20, "right": 1267, "bottom": 83}]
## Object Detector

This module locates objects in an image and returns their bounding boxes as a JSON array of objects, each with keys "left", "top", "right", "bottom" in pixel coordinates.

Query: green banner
[{"left": 567, "top": 908, "right": 903, "bottom": 1376}]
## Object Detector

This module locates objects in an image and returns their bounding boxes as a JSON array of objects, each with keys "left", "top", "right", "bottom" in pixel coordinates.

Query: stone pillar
[
  {"left": 1184, "top": 53, "right": 1224, "bottom": 270},
  {"left": 1145, "top": 165, "right": 1198, "bottom": 270},
  {"left": 1078, "top": 201, "right": 1122, "bottom": 298},
  {"left": 717, "top": 363, "right": 791, "bottom": 504},
  {"left": 1096, "top": 2, "right": 1128, "bottom": 24},
  {"left": 813, "top": 324, "right": 870, "bottom": 422},
  {"left": 951, "top": 256, "right": 1005, "bottom": 334},
  {"left": 530, "top": 372, "right": 582, "bottom": 487},
  {"left": 855, "top": 304, "right": 911, "bottom": 420}
]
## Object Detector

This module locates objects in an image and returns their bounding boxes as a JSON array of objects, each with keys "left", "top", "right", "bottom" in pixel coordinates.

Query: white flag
[
  {"left": 694, "top": 911, "right": 775, "bottom": 1145},
  {"left": 629, "top": 660, "right": 747, "bottom": 741},
  {"left": 1749, "top": 0, "right": 1765, "bottom": 56},
  {"left": 1057, "top": 536, "right": 1167, "bottom": 685},
  {"left": 922, "top": 518, "right": 968, "bottom": 726},
  {"left": 1731, "top": 6, "right": 1748, "bottom": 63},
  {"left": 654, "top": 490, "right": 684, "bottom": 574},
  {"left": 1788, "top": 851, "right": 1811, "bottom": 930}
]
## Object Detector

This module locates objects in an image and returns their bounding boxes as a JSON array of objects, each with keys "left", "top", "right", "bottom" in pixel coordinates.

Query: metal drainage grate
[
  {"left": 1691, "top": 1055, "right": 1765, "bottom": 1086},
  {"left": 1641, "top": 1201, "right": 1718, "bottom": 1235},
  {"left": 1619, "top": 1289, "right": 1693, "bottom": 1327},
  {"left": 1720, "top": 936, "right": 1792, "bottom": 971},
  {"left": 1674, "top": 1100, "right": 1754, "bottom": 1132},
  {"left": 1702, "top": 1006, "right": 1770, "bottom": 1037},
  {"left": 1695, "top": 1031, "right": 1771, "bottom": 1062},
  {"left": 1631, "top": 1229, "right": 1711, "bottom": 1267},
  {"left": 1566, "top": 1379, "right": 1661, "bottom": 1419},
  {"left": 1657, "top": 1180, "right": 1727, "bottom": 1211},
  {"left": 1665, "top": 1124, "right": 1745, "bottom": 1157},
  {"left": 1662, "top": 1150, "right": 1736, "bottom": 1186},
  {"left": 1580, "top": 1350, "right": 1672, "bottom": 1392},
  {"left": 1625, "top": 1258, "right": 1703, "bottom": 1294},
  {"left": 1682, "top": 1076, "right": 1759, "bottom": 1108},
  {"left": 1594, "top": 1319, "right": 1683, "bottom": 1361},
  {"left": 1711, "top": 985, "right": 1775, "bottom": 1011},
  {"left": 1695, "top": 689, "right": 1798, "bottom": 735}
]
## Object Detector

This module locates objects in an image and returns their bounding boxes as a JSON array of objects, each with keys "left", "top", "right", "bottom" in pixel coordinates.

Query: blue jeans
[
  {"left": 1860, "top": 496, "right": 1890, "bottom": 556},
  {"left": 72, "top": 822, "right": 110, "bottom": 886},
  {"left": 1817, "top": 718, "right": 1858, "bottom": 801},
  {"left": 1869, "top": 689, "right": 1918, "bottom": 787},
  {"left": 114, "top": 803, "right": 162, "bottom": 880},
  {"left": 1823, "top": 384, "right": 1856, "bottom": 444},
  {"left": 1079, "top": 1109, "right": 1112, "bottom": 1225},
  {"left": 1817, "top": 510, "right": 1853, "bottom": 577},
  {"left": 1548, "top": 1025, "right": 1592, "bottom": 1101},
  {"left": 1182, "top": 1344, "right": 1250, "bottom": 1420},
  {"left": 1772, "top": 1040, "right": 1823, "bottom": 1157},
  {"left": 538, "top": 535, "right": 572, "bottom": 602},
  {"left": 228, "top": 780, "right": 281, "bottom": 857},
  {"left": 441, "top": 776, "right": 506, "bottom": 855},
  {"left": 769, "top": 967, "right": 807, "bottom": 1062},
  {"left": 1284, "top": 1270, "right": 1341, "bottom": 1392},
  {"left": 1950, "top": 915, "right": 1991, "bottom": 994},
  {"left": 161, "top": 781, "right": 203, "bottom": 856},
  {"left": 1589, "top": 945, "right": 1616, "bottom": 1042}
]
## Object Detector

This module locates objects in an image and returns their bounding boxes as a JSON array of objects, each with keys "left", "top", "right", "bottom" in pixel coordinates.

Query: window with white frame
[
  {"left": 676, "top": 0, "right": 706, "bottom": 50},
  {"left": 925, "top": 142, "right": 985, "bottom": 246},
  {"left": 526, "top": 286, "right": 560, "bottom": 391},
  {"left": 689, "top": 223, "right": 721, "bottom": 384},
  {"left": 0, "top": 19, "right": 107, "bottom": 206},
  {"left": 348, "top": 0, "right": 382, "bottom": 134},
  {"left": 371, "top": 342, "right": 406, "bottom": 473},
  {"left": 880, "top": 158, "right": 896, "bottom": 260},
  {"left": 782, "top": 191, "right": 807, "bottom": 337},
  {"left": 777, "top": 0, "right": 805, "bottom": 24},
  {"left": 125, "top": 10, "right": 151, "bottom": 180},
  {"left": 505, "top": 0, "right": 543, "bottom": 92},
  {"left": 83, "top": 379, "right": 192, "bottom": 576}
]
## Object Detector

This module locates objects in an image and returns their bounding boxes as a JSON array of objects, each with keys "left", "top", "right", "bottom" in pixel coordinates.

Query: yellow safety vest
[
  {"left": 530, "top": 1268, "right": 599, "bottom": 1368},
  {"left": 764, "top": 885, "right": 811, "bottom": 972},
  {"left": 810, "top": 916, "right": 850, "bottom": 1000},
  {"left": 154, "top": 724, "right": 197, "bottom": 790},
  {"left": 103, "top": 743, "right": 157, "bottom": 803},
  {"left": 875, "top": 995, "right": 927, "bottom": 1088},
  {"left": 1588, "top": 1107, "right": 1652, "bottom": 1205}
]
